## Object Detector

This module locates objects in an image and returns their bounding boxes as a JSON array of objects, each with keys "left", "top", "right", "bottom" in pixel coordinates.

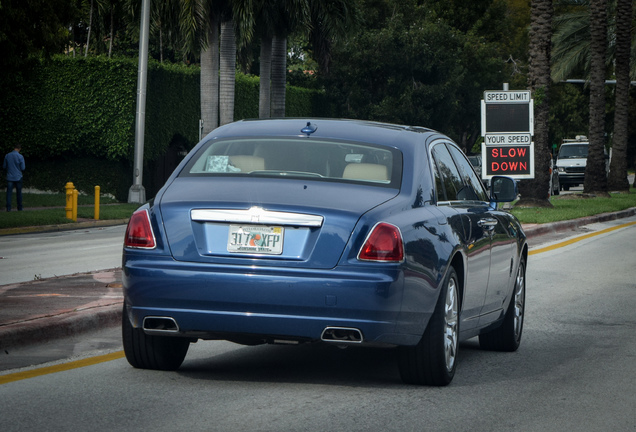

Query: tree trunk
[
  {"left": 517, "top": 0, "right": 553, "bottom": 207},
  {"left": 584, "top": 0, "right": 609, "bottom": 195},
  {"left": 607, "top": 0, "right": 631, "bottom": 192},
  {"left": 85, "top": 0, "right": 94, "bottom": 57},
  {"left": 200, "top": 16, "right": 220, "bottom": 135},
  {"left": 108, "top": 2, "right": 114, "bottom": 58},
  {"left": 259, "top": 35, "right": 272, "bottom": 119},
  {"left": 219, "top": 19, "right": 236, "bottom": 126},
  {"left": 271, "top": 34, "right": 287, "bottom": 118}
]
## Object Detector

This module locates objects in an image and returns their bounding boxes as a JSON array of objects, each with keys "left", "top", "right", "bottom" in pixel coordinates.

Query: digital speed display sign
[
  {"left": 482, "top": 144, "right": 535, "bottom": 178},
  {"left": 481, "top": 89, "right": 534, "bottom": 180}
]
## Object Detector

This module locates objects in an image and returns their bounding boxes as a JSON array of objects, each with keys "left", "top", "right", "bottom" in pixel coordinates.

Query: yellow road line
[
  {"left": 0, "top": 351, "right": 125, "bottom": 385},
  {"left": 529, "top": 220, "right": 636, "bottom": 255}
]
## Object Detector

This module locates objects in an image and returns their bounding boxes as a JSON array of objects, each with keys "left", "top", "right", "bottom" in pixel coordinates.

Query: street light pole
[{"left": 128, "top": 0, "right": 150, "bottom": 204}]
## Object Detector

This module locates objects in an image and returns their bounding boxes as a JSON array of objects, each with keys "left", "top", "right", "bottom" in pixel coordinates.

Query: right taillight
[
  {"left": 124, "top": 209, "right": 156, "bottom": 249},
  {"left": 358, "top": 222, "right": 404, "bottom": 262}
]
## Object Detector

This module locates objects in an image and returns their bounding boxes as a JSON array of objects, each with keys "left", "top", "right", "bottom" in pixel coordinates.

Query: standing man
[{"left": 3, "top": 144, "right": 26, "bottom": 211}]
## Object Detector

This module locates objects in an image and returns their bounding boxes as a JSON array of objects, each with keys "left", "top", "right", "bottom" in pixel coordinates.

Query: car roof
[{"left": 205, "top": 118, "right": 445, "bottom": 149}]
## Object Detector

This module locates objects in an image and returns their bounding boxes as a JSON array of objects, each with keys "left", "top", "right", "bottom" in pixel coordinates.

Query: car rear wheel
[
  {"left": 479, "top": 256, "right": 526, "bottom": 352},
  {"left": 122, "top": 305, "right": 190, "bottom": 371},
  {"left": 398, "top": 267, "right": 459, "bottom": 386}
]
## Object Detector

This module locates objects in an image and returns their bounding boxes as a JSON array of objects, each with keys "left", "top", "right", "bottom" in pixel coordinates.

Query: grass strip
[{"left": 511, "top": 190, "right": 636, "bottom": 224}]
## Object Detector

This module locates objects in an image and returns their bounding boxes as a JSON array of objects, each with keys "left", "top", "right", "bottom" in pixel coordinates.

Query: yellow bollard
[
  {"left": 72, "top": 189, "right": 78, "bottom": 221},
  {"left": 94, "top": 186, "right": 100, "bottom": 220},
  {"left": 65, "top": 182, "right": 75, "bottom": 219}
]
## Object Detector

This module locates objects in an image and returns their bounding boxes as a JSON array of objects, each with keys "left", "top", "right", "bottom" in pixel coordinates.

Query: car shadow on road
[{"left": 173, "top": 338, "right": 521, "bottom": 388}]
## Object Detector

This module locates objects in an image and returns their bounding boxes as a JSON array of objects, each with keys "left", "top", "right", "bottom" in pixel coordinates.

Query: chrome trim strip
[{"left": 191, "top": 207, "right": 324, "bottom": 227}]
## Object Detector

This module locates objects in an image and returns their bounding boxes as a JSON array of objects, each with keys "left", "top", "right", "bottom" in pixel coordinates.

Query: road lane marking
[
  {"left": 0, "top": 351, "right": 125, "bottom": 385},
  {"left": 529, "top": 220, "right": 636, "bottom": 255}
]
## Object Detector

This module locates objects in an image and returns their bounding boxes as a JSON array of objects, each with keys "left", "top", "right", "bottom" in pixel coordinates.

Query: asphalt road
[
  {"left": 1, "top": 216, "right": 635, "bottom": 431},
  {"left": 0, "top": 224, "right": 126, "bottom": 285}
]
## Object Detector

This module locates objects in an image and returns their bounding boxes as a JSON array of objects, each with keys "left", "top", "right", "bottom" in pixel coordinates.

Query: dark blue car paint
[{"left": 123, "top": 119, "right": 527, "bottom": 347}]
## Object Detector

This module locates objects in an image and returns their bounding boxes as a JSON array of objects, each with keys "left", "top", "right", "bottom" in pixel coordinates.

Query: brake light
[
  {"left": 124, "top": 209, "right": 156, "bottom": 249},
  {"left": 358, "top": 223, "right": 404, "bottom": 262}
]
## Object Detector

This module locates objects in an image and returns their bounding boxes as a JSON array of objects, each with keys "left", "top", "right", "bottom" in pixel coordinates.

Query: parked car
[
  {"left": 550, "top": 158, "right": 560, "bottom": 196},
  {"left": 122, "top": 119, "right": 528, "bottom": 386},
  {"left": 555, "top": 135, "right": 609, "bottom": 191}
]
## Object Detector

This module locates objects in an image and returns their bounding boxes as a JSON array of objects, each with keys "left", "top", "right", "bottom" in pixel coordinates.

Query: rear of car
[
  {"left": 122, "top": 118, "right": 526, "bottom": 386},
  {"left": 123, "top": 122, "right": 416, "bottom": 349}
]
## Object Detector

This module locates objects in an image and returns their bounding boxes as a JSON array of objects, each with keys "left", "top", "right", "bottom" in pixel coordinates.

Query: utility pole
[{"left": 128, "top": 0, "right": 150, "bottom": 203}]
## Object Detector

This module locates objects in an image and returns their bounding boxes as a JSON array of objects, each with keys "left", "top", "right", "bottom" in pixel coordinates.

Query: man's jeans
[{"left": 6, "top": 179, "right": 23, "bottom": 211}]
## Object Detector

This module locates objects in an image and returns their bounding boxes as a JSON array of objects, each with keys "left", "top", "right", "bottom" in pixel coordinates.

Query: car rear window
[{"left": 180, "top": 138, "right": 402, "bottom": 187}]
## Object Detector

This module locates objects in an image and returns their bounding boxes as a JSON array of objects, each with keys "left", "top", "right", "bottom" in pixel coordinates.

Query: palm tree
[
  {"left": 517, "top": 0, "right": 553, "bottom": 207},
  {"left": 200, "top": 16, "right": 220, "bottom": 134},
  {"left": 308, "top": 0, "right": 361, "bottom": 75},
  {"left": 219, "top": 19, "right": 237, "bottom": 125},
  {"left": 584, "top": 0, "right": 609, "bottom": 195},
  {"left": 270, "top": 34, "right": 288, "bottom": 117},
  {"left": 607, "top": 0, "right": 631, "bottom": 191},
  {"left": 176, "top": 0, "right": 219, "bottom": 134},
  {"left": 552, "top": 0, "right": 633, "bottom": 191}
]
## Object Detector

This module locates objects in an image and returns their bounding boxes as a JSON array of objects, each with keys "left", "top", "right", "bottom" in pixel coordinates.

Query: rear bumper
[{"left": 123, "top": 254, "right": 432, "bottom": 346}]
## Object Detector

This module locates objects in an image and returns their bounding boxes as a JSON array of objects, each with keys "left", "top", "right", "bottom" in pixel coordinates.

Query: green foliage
[
  {"left": 325, "top": 1, "right": 506, "bottom": 142},
  {"left": 234, "top": 74, "right": 260, "bottom": 119},
  {"left": 549, "top": 83, "right": 590, "bottom": 147},
  {"left": 0, "top": 56, "right": 332, "bottom": 199},
  {"left": 24, "top": 157, "right": 133, "bottom": 202}
]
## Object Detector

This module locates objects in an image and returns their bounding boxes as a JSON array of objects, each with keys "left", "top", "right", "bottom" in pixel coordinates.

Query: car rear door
[{"left": 430, "top": 141, "right": 491, "bottom": 332}]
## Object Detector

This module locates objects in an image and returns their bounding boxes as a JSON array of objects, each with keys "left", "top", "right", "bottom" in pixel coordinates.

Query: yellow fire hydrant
[{"left": 65, "top": 182, "right": 75, "bottom": 220}]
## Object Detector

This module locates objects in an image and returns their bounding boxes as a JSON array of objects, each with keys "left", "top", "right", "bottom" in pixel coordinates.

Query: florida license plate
[{"left": 227, "top": 225, "right": 284, "bottom": 254}]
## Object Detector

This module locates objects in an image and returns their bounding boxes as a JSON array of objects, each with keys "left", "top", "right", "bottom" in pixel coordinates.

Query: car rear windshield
[
  {"left": 180, "top": 138, "right": 402, "bottom": 187},
  {"left": 558, "top": 144, "right": 588, "bottom": 159}
]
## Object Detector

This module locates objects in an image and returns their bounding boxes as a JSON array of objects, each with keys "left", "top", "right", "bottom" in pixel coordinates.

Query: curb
[
  {"left": 0, "top": 303, "right": 121, "bottom": 351},
  {"left": 522, "top": 207, "right": 636, "bottom": 238}
]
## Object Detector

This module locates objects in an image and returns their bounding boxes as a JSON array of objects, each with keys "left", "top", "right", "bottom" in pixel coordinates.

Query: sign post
[{"left": 481, "top": 87, "right": 534, "bottom": 180}]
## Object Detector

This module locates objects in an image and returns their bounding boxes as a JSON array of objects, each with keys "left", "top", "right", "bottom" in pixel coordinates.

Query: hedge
[{"left": 0, "top": 56, "right": 331, "bottom": 200}]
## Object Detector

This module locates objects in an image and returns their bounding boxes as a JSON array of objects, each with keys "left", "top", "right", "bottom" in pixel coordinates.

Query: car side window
[
  {"left": 447, "top": 145, "right": 489, "bottom": 202},
  {"left": 431, "top": 143, "right": 464, "bottom": 202}
]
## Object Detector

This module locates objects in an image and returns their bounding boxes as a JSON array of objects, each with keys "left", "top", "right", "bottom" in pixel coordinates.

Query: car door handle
[{"left": 478, "top": 218, "right": 498, "bottom": 230}]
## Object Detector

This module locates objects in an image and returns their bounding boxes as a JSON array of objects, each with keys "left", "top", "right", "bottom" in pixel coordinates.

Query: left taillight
[
  {"left": 124, "top": 209, "right": 156, "bottom": 249},
  {"left": 358, "top": 222, "right": 404, "bottom": 262}
]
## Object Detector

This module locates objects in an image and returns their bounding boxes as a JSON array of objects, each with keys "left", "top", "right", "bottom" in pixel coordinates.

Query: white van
[{"left": 555, "top": 136, "right": 609, "bottom": 191}]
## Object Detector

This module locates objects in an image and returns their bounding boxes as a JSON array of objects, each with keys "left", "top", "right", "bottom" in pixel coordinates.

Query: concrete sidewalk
[
  {"left": 1, "top": 206, "right": 635, "bottom": 351},
  {"left": 0, "top": 269, "right": 123, "bottom": 351}
]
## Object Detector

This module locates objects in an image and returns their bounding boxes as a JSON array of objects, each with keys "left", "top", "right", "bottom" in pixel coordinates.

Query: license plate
[{"left": 227, "top": 225, "right": 284, "bottom": 255}]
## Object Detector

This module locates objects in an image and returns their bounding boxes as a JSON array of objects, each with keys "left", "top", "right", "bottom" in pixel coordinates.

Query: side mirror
[{"left": 490, "top": 176, "right": 518, "bottom": 203}]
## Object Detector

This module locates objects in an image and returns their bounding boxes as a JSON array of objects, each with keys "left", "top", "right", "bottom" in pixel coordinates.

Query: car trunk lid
[{"left": 159, "top": 177, "right": 399, "bottom": 269}]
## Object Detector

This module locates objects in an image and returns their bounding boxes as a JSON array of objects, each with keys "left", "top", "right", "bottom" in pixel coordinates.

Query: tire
[
  {"left": 479, "top": 256, "right": 526, "bottom": 352},
  {"left": 122, "top": 305, "right": 190, "bottom": 371},
  {"left": 398, "top": 267, "right": 459, "bottom": 386}
]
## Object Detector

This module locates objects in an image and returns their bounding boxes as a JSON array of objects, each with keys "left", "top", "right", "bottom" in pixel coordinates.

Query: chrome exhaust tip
[
  {"left": 143, "top": 316, "right": 179, "bottom": 334},
  {"left": 321, "top": 327, "right": 363, "bottom": 344}
]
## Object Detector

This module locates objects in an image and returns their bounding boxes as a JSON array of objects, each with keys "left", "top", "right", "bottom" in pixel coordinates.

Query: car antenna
[{"left": 301, "top": 121, "right": 317, "bottom": 136}]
